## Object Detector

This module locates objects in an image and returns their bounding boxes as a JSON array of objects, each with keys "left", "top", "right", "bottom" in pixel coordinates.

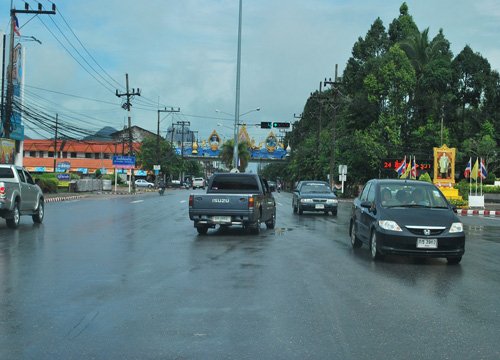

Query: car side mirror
[
  {"left": 293, "top": 188, "right": 298, "bottom": 193},
  {"left": 35, "top": 178, "right": 41, "bottom": 185}
]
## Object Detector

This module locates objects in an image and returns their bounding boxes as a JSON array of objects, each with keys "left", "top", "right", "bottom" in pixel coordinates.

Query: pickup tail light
[
  {"left": 248, "top": 196, "right": 255, "bottom": 209},
  {"left": 0, "top": 186, "right": 5, "bottom": 198},
  {"left": 189, "top": 195, "right": 194, "bottom": 208}
]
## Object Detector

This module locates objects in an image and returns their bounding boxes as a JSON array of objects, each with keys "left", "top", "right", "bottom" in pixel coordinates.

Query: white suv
[{"left": 192, "top": 177, "right": 205, "bottom": 190}]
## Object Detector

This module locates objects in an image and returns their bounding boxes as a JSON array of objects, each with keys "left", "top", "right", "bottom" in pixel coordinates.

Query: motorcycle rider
[{"left": 158, "top": 179, "right": 165, "bottom": 195}]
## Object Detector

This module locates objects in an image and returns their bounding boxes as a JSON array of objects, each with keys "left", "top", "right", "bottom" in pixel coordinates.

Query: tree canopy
[{"left": 269, "top": 2, "right": 499, "bottom": 186}]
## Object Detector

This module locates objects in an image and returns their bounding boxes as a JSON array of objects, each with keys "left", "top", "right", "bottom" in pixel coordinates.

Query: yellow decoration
[{"left": 208, "top": 130, "right": 221, "bottom": 151}]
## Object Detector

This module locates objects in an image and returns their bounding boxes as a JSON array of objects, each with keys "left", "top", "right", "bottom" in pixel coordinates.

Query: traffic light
[
  {"left": 272, "top": 122, "right": 290, "bottom": 128},
  {"left": 260, "top": 122, "right": 290, "bottom": 129}
]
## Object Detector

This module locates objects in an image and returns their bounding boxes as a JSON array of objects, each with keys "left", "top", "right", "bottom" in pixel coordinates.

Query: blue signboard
[
  {"left": 112, "top": 156, "right": 135, "bottom": 169},
  {"left": 56, "top": 162, "right": 71, "bottom": 171},
  {"left": 57, "top": 174, "right": 70, "bottom": 181},
  {"left": 77, "top": 168, "right": 88, "bottom": 174}
]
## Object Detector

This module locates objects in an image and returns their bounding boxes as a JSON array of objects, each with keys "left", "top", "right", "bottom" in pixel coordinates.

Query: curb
[
  {"left": 45, "top": 196, "right": 83, "bottom": 203},
  {"left": 456, "top": 209, "right": 500, "bottom": 216}
]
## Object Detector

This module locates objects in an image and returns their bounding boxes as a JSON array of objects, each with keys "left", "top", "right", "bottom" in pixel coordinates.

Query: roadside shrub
[
  {"left": 448, "top": 198, "right": 468, "bottom": 208},
  {"left": 418, "top": 173, "right": 432, "bottom": 183},
  {"left": 39, "top": 177, "right": 59, "bottom": 193}
]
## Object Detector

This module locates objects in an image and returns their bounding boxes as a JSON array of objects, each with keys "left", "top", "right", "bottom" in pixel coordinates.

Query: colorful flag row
[
  {"left": 464, "top": 158, "right": 487, "bottom": 180},
  {"left": 395, "top": 156, "right": 417, "bottom": 179}
]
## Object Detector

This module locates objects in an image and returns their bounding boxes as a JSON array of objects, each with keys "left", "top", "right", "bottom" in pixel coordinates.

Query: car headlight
[
  {"left": 300, "top": 198, "right": 313, "bottom": 203},
  {"left": 450, "top": 222, "right": 464, "bottom": 233},
  {"left": 378, "top": 220, "right": 402, "bottom": 232},
  {"left": 326, "top": 199, "right": 338, "bottom": 204}
]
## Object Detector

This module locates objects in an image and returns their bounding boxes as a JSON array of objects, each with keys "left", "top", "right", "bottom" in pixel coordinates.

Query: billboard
[
  {"left": 0, "top": 139, "right": 16, "bottom": 164},
  {"left": 9, "top": 43, "right": 25, "bottom": 141}
]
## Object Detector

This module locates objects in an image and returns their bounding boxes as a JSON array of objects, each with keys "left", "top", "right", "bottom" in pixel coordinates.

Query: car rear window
[
  {"left": 209, "top": 175, "right": 259, "bottom": 192},
  {"left": 0, "top": 168, "right": 15, "bottom": 179}
]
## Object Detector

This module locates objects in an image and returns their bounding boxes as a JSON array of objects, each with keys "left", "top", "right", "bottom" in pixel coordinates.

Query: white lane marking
[
  {"left": 131, "top": 200, "right": 144, "bottom": 204},
  {"left": 180, "top": 200, "right": 187, "bottom": 203}
]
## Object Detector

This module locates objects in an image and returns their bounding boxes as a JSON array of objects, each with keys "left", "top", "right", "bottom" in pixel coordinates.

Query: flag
[
  {"left": 470, "top": 159, "right": 479, "bottom": 181},
  {"left": 479, "top": 158, "right": 487, "bottom": 180},
  {"left": 403, "top": 162, "right": 411, "bottom": 178},
  {"left": 411, "top": 157, "right": 417, "bottom": 179},
  {"left": 464, "top": 158, "right": 471, "bottom": 179},
  {"left": 395, "top": 157, "right": 406, "bottom": 175},
  {"left": 14, "top": 12, "right": 20, "bottom": 36}
]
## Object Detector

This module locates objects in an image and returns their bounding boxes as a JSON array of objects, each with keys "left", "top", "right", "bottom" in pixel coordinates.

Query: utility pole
[
  {"left": 116, "top": 74, "right": 140, "bottom": 189},
  {"left": 5, "top": 4, "right": 56, "bottom": 138},
  {"left": 294, "top": 113, "right": 302, "bottom": 184},
  {"left": 324, "top": 64, "right": 343, "bottom": 190},
  {"left": 176, "top": 120, "right": 190, "bottom": 181},
  {"left": 156, "top": 107, "right": 180, "bottom": 186},
  {"left": 310, "top": 82, "right": 322, "bottom": 180},
  {"left": 53, "top": 114, "right": 58, "bottom": 171}
]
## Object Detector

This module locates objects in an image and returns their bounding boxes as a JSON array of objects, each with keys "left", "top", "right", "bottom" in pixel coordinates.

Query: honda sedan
[{"left": 349, "top": 179, "right": 465, "bottom": 264}]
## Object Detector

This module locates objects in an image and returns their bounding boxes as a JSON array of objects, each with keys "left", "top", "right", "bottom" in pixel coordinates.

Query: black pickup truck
[{"left": 189, "top": 173, "right": 276, "bottom": 234}]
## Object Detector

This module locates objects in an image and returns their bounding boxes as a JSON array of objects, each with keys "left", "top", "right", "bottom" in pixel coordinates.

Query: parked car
[
  {"left": 0, "top": 164, "right": 44, "bottom": 229},
  {"left": 292, "top": 180, "right": 338, "bottom": 215},
  {"left": 192, "top": 177, "right": 205, "bottom": 190},
  {"left": 349, "top": 179, "right": 465, "bottom": 264},
  {"left": 135, "top": 179, "right": 154, "bottom": 188}
]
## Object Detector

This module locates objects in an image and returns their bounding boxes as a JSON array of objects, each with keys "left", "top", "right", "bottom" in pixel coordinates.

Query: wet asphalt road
[{"left": 0, "top": 189, "right": 499, "bottom": 359}]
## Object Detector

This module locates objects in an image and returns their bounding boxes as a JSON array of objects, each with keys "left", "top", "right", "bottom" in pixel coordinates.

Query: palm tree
[{"left": 219, "top": 138, "right": 251, "bottom": 172}]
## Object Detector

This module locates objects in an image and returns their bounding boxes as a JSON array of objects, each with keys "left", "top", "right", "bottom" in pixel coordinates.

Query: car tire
[
  {"left": 447, "top": 257, "right": 462, "bottom": 265},
  {"left": 6, "top": 202, "right": 20, "bottom": 229},
  {"left": 293, "top": 202, "right": 297, "bottom": 214},
  {"left": 197, "top": 226, "right": 208, "bottom": 235},
  {"left": 332, "top": 209, "right": 337, "bottom": 216},
  {"left": 250, "top": 219, "right": 261, "bottom": 234},
  {"left": 370, "top": 231, "right": 384, "bottom": 261},
  {"left": 266, "top": 209, "right": 276, "bottom": 229},
  {"left": 148, "top": 185, "right": 152, "bottom": 188},
  {"left": 298, "top": 205, "right": 303, "bottom": 215},
  {"left": 350, "top": 221, "right": 362, "bottom": 248},
  {"left": 32, "top": 199, "right": 44, "bottom": 224}
]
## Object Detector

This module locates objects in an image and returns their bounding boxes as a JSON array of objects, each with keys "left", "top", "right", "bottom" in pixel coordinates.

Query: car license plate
[
  {"left": 417, "top": 238, "right": 438, "bottom": 249},
  {"left": 213, "top": 216, "right": 231, "bottom": 223},
  {"left": 315, "top": 204, "right": 325, "bottom": 209}
]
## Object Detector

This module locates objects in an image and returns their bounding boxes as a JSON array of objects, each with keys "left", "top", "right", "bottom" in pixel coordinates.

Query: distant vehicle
[
  {"left": 192, "top": 177, "right": 205, "bottom": 190},
  {"left": 0, "top": 164, "right": 44, "bottom": 229},
  {"left": 292, "top": 181, "right": 338, "bottom": 215},
  {"left": 349, "top": 179, "right": 465, "bottom": 264},
  {"left": 268, "top": 181, "right": 277, "bottom": 192},
  {"left": 189, "top": 173, "right": 276, "bottom": 235},
  {"left": 135, "top": 179, "right": 154, "bottom": 188}
]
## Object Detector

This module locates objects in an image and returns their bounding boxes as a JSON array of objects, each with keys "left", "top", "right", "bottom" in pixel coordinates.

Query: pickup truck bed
[{"left": 189, "top": 173, "right": 276, "bottom": 234}]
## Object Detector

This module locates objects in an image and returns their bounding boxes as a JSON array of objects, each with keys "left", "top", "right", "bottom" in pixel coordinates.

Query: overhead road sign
[{"left": 261, "top": 122, "right": 290, "bottom": 129}]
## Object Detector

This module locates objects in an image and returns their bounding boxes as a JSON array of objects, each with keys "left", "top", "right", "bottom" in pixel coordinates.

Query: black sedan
[
  {"left": 292, "top": 181, "right": 338, "bottom": 215},
  {"left": 349, "top": 179, "right": 465, "bottom": 264}
]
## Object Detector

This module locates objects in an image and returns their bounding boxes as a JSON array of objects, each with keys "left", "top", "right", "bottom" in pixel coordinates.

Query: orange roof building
[{"left": 22, "top": 139, "right": 143, "bottom": 175}]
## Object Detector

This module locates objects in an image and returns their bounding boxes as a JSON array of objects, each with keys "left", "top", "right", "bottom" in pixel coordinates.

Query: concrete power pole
[
  {"left": 176, "top": 120, "right": 190, "bottom": 182},
  {"left": 5, "top": 4, "right": 56, "bottom": 138},
  {"left": 116, "top": 74, "right": 140, "bottom": 190},
  {"left": 156, "top": 107, "right": 179, "bottom": 186},
  {"left": 324, "top": 64, "right": 343, "bottom": 189}
]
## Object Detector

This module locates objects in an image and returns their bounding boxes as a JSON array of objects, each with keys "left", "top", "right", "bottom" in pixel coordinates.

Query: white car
[
  {"left": 135, "top": 179, "right": 154, "bottom": 188},
  {"left": 192, "top": 177, "right": 205, "bottom": 189}
]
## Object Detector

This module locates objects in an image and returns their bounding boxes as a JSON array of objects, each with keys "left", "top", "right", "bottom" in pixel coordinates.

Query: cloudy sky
[{"left": 1, "top": 0, "right": 499, "bottom": 143}]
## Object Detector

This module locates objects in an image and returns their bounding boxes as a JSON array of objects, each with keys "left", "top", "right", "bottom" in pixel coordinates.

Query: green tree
[
  {"left": 218, "top": 139, "right": 251, "bottom": 172},
  {"left": 388, "top": 2, "right": 419, "bottom": 44},
  {"left": 136, "top": 136, "right": 180, "bottom": 180}
]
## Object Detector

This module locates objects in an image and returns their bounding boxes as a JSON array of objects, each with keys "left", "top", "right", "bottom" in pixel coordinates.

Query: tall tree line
[{"left": 268, "top": 3, "right": 500, "bottom": 185}]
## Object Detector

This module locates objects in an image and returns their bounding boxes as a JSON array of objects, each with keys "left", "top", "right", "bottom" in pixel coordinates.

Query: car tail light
[
  {"left": 248, "top": 197, "right": 255, "bottom": 209},
  {"left": 0, "top": 186, "right": 5, "bottom": 197},
  {"left": 189, "top": 195, "right": 193, "bottom": 208}
]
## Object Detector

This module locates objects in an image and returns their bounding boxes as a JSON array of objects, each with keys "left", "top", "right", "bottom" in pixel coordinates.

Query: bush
[
  {"left": 418, "top": 173, "right": 432, "bottom": 183},
  {"left": 448, "top": 198, "right": 468, "bottom": 208},
  {"left": 38, "top": 177, "right": 59, "bottom": 193}
]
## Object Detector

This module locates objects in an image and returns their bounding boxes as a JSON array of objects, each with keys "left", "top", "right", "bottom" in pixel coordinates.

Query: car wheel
[
  {"left": 197, "top": 226, "right": 208, "bottom": 235},
  {"left": 148, "top": 185, "right": 152, "bottom": 188},
  {"left": 266, "top": 209, "right": 276, "bottom": 229},
  {"left": 293, "top": 202, "right": 297, "bottom": 214},
  {"left": 6, "top": 202, "right": 20, "bottom": 229},
  {"left": 332, "top": 209, "right": 337, "bottom": 216},
  {"left": 298, "top": 205, "right": 303, "bottom": 215},
  {"left": 447, "top": 257, "right": 462, "bottom": 265},
  {"left": 370, "top": 231, "right": 384, "bottom": 261},
  {"left": 250, "top": 219, "right": 261, "bottom": 234},
  {"left": 350, "top": 221, "right": 362, "bottom": 248},
  {"left": 32, "top": 199, "right": 45, "bottom": 224}
]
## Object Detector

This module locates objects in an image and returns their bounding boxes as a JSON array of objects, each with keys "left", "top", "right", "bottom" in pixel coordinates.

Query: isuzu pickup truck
[
  {"left": 0, "top": 164, "right": 45, "bottom": 229},
  {"left": 189, "top": 173, "right": 276, "bottom": 234}
]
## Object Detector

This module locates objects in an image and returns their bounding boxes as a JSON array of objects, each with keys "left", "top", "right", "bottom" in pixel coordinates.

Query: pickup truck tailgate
[{"left": 190, "top": 194, "right": 251, "bottom": 213}]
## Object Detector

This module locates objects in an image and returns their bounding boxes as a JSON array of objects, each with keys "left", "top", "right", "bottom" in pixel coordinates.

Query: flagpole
[
  {"left": 469, "top": 157, "right": 472, "bottom": 198},
  {"left": 480, "top": 158, "right": 483, "bottom": 196},
  {"left": 475, "top": 157, "right": 478, "bottom": 196}
]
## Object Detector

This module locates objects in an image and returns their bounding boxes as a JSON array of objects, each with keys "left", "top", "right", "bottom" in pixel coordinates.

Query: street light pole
[{"left": 233, "top": 0, "right": 243, "bottom": 170}]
